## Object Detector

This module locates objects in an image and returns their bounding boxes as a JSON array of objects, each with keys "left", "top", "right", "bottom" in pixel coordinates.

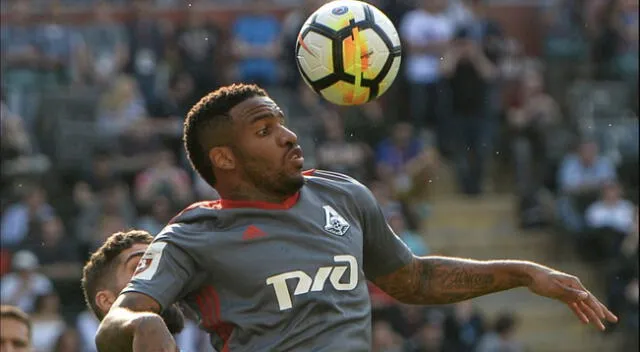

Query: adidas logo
[{"left": 243, "top": 225, "right": 267, "bottom": 240}]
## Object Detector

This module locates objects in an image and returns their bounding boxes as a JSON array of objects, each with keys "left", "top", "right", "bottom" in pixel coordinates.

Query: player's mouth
[{"left": 286, "top": 146, "right": 304, "bottom": 166}]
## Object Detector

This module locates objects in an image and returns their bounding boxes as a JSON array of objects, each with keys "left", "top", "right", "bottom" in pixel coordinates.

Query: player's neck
[{"left": 217, "top": 183, "right": 294, "bottom": 204}]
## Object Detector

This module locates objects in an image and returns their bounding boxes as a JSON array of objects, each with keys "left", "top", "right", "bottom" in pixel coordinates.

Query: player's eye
[{"left": 257, "top": 127, "right": 270, "bottom": 137}]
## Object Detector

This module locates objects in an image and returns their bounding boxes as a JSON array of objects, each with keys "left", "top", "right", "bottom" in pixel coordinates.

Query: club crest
[{"left": 323, "top": 205, "right": 350, "bottom": 236}]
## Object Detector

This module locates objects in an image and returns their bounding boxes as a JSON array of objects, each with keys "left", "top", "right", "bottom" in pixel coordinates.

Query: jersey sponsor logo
[
  {"left": 133, "top": 241, "right": 167, "bottom": 280},
  {"left": 265, "top": 255, "right": 358, "bottom": 311},
  {"left": 323, "top": 205, "right": 350, "bottom": 236}
]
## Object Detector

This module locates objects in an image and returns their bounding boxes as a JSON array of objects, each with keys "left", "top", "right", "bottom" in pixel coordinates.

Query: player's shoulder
[
  {"left": 304, "top": 169, "right": 371, "bottom": 199},
  {"left": 168, "top": 200, "right": 223, "bottom": 225}
]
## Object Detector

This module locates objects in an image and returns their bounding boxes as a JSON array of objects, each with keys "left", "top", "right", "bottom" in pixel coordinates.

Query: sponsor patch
[{"left": 133, "top": 242, "right": 167, "bottom": 280}]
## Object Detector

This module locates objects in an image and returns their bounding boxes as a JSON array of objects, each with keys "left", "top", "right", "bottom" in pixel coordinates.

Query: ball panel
[
  {"left": 367, "top": 4, "right": 401, "bottom": 48},
  {"left": 320, "top": 81, "right": 370, "bottom": 106},
  {"left": 341, "top": 28, "right": 390, "bottom": 82},
  {"left": 313, "top": 0, "right": 367, "bottom": 31},
  {"left": 296, "top": 31, "right": 335, "bottom": 82},
  {"left": 359, "top": 28, "right": 390, "bottom": 80},
  {"left": 376, "top": 56, "right": 401, "bottom": 98}
]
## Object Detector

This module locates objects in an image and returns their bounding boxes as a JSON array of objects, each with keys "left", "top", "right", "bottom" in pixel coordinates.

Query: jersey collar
[{"left": 218, "top": 192, "right": 300, "bottom": 210}]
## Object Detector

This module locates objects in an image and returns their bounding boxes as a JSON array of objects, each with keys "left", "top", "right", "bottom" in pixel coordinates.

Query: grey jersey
[{"left": 123, "top": 170, "right": 414, "bottom": 351}]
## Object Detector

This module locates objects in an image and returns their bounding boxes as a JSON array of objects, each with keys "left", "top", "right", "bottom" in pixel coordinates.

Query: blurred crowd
[{"left": 0, "top": 0, "right": 638, "bottom": 351}]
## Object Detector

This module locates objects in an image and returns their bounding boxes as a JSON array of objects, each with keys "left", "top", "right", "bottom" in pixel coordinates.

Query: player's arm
[
  {"left": 373, "top": 255, "right": 618, "bottom": 331},
  {"left": 352, "top": 178, "right": 617, "bottom": 331},
  {"left": 373, "top": 256, "right": 534, "bottom": 304},
  {"left": 95, "top": 292, "right": 176, "bottom": 352}
]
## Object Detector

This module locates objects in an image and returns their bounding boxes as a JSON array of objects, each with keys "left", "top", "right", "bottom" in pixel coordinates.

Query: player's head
[
  {"left": 81, "top": 230, "right": 184, "bottom": 334},
  {"left": 0, "top": 305, "right": 31, "bottom": 352},
  {"left": 184, "top": 83, "right": 305, "bottom": 198}
]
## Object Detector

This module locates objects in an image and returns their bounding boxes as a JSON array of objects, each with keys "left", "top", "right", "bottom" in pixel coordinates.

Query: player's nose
[{"left": 279, "top": 126, "right": 298, "bottom": 146}]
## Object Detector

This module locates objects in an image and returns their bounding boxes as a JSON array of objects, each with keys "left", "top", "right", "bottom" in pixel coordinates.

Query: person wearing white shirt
[
  {"left": 584, "top": 181, "right": 636, "bottom": 261},
  {"left": 399, "top": 0, "right": 454, "bottom": 131},
  {"left": 0, "top": 251, "right": 54, "bottom": 314},
  {"left": 586, "top": 182, "right": 636, "bottom": 234}
]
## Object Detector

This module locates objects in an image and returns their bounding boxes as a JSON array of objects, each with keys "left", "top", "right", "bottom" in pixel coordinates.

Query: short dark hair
[
  {"left": 81, "top": 230, "right": 154, "bottom": 320},
  {"left": 0, "top": 305, "right": 31, "bottom": 340},
  {"left": 183, "top": 83, "right": 268, "bottom": 188}
]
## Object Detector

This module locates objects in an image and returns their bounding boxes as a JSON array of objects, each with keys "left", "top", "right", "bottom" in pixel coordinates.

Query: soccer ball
[{"left": 296, "top": 0, "right": 401, "bottom": 106}]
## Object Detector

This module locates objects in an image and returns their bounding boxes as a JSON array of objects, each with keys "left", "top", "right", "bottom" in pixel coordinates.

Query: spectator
[
  {"left": 400, "top": 0, "right": 453, "bottom": 132},
  {"left": 133, "top": 148, "right": 193, "bottom": 208},
  {"left": 30, "top": 293, "right": 66, "bottom": 352},
  {"left": 541, "top": 0, "right": 589, "bottom": 103},
  {"left": 376, "top": 122, "right": 436, "bottom": 199},
  {"left": 1, "top": 102, "right": 34, "bottom": 165},
  {"left": 507, "top": 68, "right": 561, "bottom": 227},
  {"left": 124, "top": 0, "right": 166, "bottom": 109},
  {"left": 315, "top": 111, "right": 372, "bottom": 182},
  {"left": 1, "top": 185, "right": 55, "bottom": 249},
  {"left": 96, "top": 75, "right": 147, "bottom": 145},
  {"left": 26, "top": 216, "right": 81, "bottom": 284},
  {"left": 440, "top": 25, "right": 498, "bottom": 196},
  {"left": 446, "top": 0, "right": 474, "bottom": 28},
  {"left": 407, "top": 310, "right": 456, "bottom": 352},
  {"left": 75, "top": 182, "right": 136, "bottom": 247},
  {"left": 585, "top": 181, "right": 635, "bottom": 235},
  {"left": 372, "top": 319, "right": 406, "bottom": 352},
  {"left": 79, "top": 0, "right": 130, "bottom": 85},
  {"left": 0, "top": 250, "right": 53, "bottom": 314},
  {"left": 37, "top": 1, "right": 87, "bottom": 87},
  {"left": 387, "top": 305, "right": 437, "bottom": 341},
  {"left": 152, "top": 71, "right": 198, "bottom": 121},
  {"left": 173, "top": 3, "right": 222, "bottom": 99},
  {"left": 557, "top": 139, "right": 616, "bottom": 233},
  {"left": 443, "top": 300, "right": 485, "bottom": 351},
  {"left": 231, "top": 0, "right": 282, "bottom": 87},
  {"left": 136, "top": 194, "right": 176, "bottom": 236},
  {"left": 73, "top": 150, "right": 120, "bottom": 196},
  {"left": 605, "top": 210, "right": 638, "bottom": 335},
  {"left": 581, "top": 181, "right": 636, "bottom": 261},
  {"left": 149, "top": 72, "right": 197, "bottom": 157},
  {"left": 476, "top": 312, "right": 524, "bottom": 352},
  {"left": 0, "top": 0, "right": 46, "bottom": 127},
  {"left": 342, "top": 101, "right": 392, "bottom": 151},
  {"left": 0, "top": 102, "right": 50, "bottom": 187},
  {"left": 591, "top": 0, "right": 639, "bottom": 81},
  {"left": 621, "top": 277, "right": 639, "bottom": 351},
  {"left": 499, "top": 38, "right": 529, "bottom": 96},
  {"left": 0, "top": 304, "right": 32, "bottom": 352}
]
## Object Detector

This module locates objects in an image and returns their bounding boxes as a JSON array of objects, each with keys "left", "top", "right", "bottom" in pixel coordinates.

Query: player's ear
[
  {"left": 209, "top": 146, "right": 235, "bottom": 171},
  {"left": 95, "top": 290, "right": 117, "bottom": 315}
]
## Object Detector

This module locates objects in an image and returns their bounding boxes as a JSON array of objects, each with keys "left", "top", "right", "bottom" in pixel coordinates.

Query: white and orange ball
[{"left": 295, "top": 0, "right": 401, "bottom": 106}]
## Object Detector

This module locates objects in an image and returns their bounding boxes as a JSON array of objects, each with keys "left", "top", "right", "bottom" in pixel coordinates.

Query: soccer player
[
  {"left": 1, "top": 305, "right": 31, "bottom": 352},
  {"left": 81, "top": 230, "right": 185, "bottom": 335},
  {"left": 96, "top": 84, "right": 617, "bottom": 352}
]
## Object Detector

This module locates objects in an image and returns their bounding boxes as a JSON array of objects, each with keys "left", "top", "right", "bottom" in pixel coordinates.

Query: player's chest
[{"left": 198, "top": 204, "right": 364, "bottom": 286}]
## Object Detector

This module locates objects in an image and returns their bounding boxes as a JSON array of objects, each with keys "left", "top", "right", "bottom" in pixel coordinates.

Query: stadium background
[{"left": 0, "top": 0, "right": 637, "bottom": 351}]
